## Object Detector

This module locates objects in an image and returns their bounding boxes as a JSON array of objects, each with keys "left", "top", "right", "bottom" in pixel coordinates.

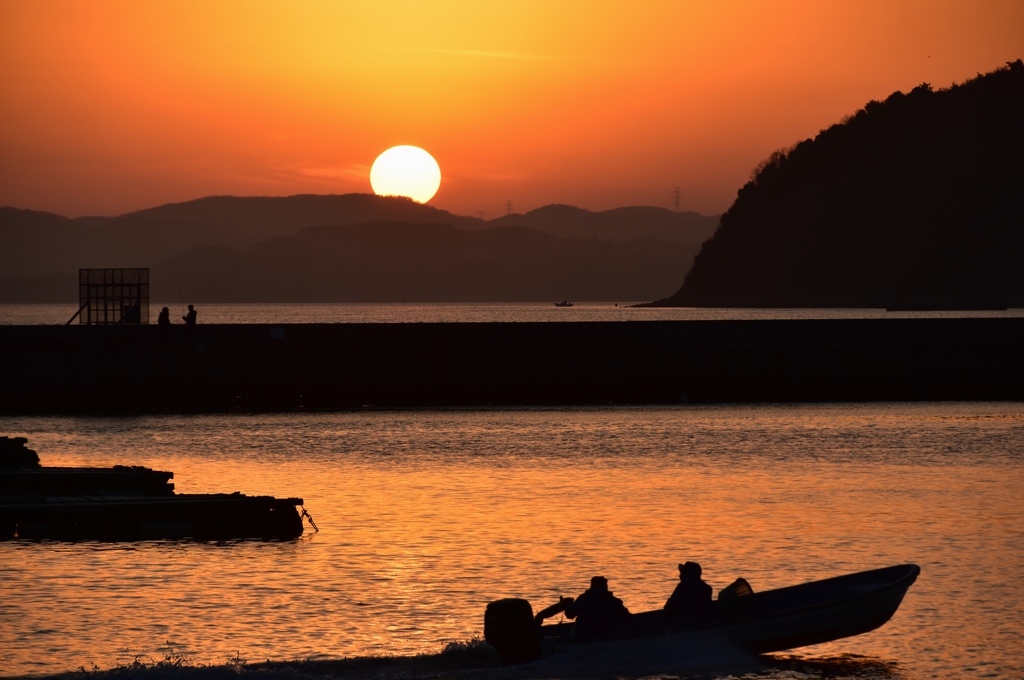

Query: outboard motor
[
  {"left": 717, "top": 577, "right": 755, "bottom": 622},
  {"left": 718, "top": 577, "right": 753, "bottom": 601},
  {"left": 484, "top": 598, "right": 542, "bottom": 664}
]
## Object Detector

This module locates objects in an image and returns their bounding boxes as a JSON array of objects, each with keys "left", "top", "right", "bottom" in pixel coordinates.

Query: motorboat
[{"left": 484, "top": 564, "right": 920, "bottom": 664}]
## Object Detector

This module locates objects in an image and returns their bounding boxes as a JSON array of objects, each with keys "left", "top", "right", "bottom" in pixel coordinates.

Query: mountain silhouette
[
  {"left": 0, "top": 206, "right": 239, "bottom": 279},
  {"left": 1, "top": 195, "right": 717, "bottom": 302},
  {"left": 115, "top": 193, "right": 483, "bottom": 245},
  {"left": 649, "top": 60, "right": 1024, "bottom": 309},
  {"left": 0, "top": 195, "right": 477, "bottom": 278},
  {"left": 490, "top": 204, "right": 718, "bottom": 245},
  {"left": 145, "top": 221, "right": 699, "bottom": 302}
]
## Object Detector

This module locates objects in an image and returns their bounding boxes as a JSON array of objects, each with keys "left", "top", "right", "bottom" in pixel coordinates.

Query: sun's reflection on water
[{"left": 2, "top": 403, "right": 1022, "bottom": 679}]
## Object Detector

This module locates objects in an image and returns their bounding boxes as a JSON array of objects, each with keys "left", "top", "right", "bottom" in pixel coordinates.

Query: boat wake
[{"left": 37, "top": 640, "right": 902, "bottom": 680}]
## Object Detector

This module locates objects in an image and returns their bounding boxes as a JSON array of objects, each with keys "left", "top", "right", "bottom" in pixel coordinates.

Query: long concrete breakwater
[{"left": 2, "top": 318, "right": 1023, "bottom": 413}]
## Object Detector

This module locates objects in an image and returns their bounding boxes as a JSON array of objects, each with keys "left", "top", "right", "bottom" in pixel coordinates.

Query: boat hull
[
  {"left": 528, "top": 564, "right": 919, "bottom": 661},
  {"left": 0, "top": 493, "right": 305, "bottom": 541},
  {"left": 715, "top": 567, "right": 916, "bottom": 653}
]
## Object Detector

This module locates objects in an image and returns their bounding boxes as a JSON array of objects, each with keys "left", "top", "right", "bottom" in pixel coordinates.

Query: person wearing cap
[
  {"left": 563, "top": 575, "right": 631, "bottom": 639},
  {"left": 665, "top": 561, "right": 713, "bottom": 628}
]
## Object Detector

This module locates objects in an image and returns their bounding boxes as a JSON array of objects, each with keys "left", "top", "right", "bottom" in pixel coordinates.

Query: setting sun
[
  {"left": 370, "top": 146, "right": 441, "bottom": 204},
  {"left": 2, "top": 2, "right": 1024, "bottom": 678}
]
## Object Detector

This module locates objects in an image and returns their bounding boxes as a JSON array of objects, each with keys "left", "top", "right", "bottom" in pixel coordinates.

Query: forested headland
[{"left": 651, "top": 60, "right": 1024, "bottom": 309}]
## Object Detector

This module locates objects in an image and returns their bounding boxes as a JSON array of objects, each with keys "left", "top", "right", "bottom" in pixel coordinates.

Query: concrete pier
[{"left": 1, "top": 319, "right": 1022, "bottom": 412}]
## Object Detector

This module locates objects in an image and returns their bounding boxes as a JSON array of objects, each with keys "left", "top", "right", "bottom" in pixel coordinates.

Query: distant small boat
[
  {"left": 554, "top": 301, "right": 574, "bottom": 307},
  {"left": 484, "top": 564, "right": 920, "bottom": 665}
]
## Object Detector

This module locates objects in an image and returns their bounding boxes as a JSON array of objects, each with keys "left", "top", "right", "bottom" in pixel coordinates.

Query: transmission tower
[
  {"left": 672, "top": 186, "right": 682, "bottom": 212},
  {"left": 505, "top": 200, "right": 514, "bottom": 216}
]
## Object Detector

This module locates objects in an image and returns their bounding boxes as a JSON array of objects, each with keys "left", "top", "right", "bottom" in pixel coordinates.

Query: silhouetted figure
[
  {"left": 665, "top": 561, "right": 713, "bottom": 628},
  {"left": 563, "top": 575, "right": 630, "bottom": 639},
  {"left": 182, "top": 304, "right": 197, "bottom": 325},
  {"left": 158, "top": 307, "right": 171, "bottom": 326}
]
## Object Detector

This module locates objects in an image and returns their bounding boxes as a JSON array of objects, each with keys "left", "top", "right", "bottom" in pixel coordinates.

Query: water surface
[{"left": 1, "top": 403, "right": 1022, "bottom": 679}]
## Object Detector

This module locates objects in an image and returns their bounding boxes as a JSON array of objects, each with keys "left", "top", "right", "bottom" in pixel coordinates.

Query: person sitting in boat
[
  {"left": 664, "top": 561, "right": 713, "bottom": 628},
  {"left": 563, "top": 575, "right": 631, "bottom": 639}
]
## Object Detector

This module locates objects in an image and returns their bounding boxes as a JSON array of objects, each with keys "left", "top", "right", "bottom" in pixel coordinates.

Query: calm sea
[
  {"left": 2, "top": 301, "right": 1024, "bottom": 325},
  {"left": 1, "top": 403, "right": 1022, "bottom": 679}
]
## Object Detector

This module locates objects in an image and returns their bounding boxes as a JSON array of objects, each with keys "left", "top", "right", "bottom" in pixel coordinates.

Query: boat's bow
[{"left": 719, "top": 563, "right": 920, "bottom": 653}]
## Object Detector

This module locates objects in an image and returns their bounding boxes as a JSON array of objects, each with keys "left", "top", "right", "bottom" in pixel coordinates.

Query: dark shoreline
[{"left": 2, "top": 318, "right": 1023, "bottom": 414}]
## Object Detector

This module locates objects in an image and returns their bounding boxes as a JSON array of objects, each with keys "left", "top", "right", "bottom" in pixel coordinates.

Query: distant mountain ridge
[
  {"left": 0, "top": 195, "right": 479, "bottom": 278},
  {"left": 0, "top": 194, "right": 718, "bottom": 279},
  {"left": 0, "top": 196, "right": 719, "bottom": 302},
  {"left": 115, "top": 194, "right": 483, "bottom": 245},
  {"left": 0, "top": 206, "right": 238, "bottom": 279},
  {"left": 651, "top": 60, "right": 1024, "bottom": 309},
  {"left": 0, "top": 221, "right": 704, "bottom": 303},
  {"left": 146, "top": 221, "right": 701, "bottom": 302},
  {"left": 491, "top": 204, "right": 718, "bottom": 244}
]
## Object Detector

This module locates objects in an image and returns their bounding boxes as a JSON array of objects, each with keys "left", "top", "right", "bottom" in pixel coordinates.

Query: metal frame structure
[{"left": 75, "top": 268, "right": 150, "bottom": 325}]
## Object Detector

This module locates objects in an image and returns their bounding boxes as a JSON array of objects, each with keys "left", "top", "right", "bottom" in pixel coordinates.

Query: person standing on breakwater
[
  {"left": 182, "top": 304, "right": 197, "bottom": 325},
  {"left": 157, "top": 307, "right": 171, "bottom": 326},
  {"left": 563, "top": 575, "right": 631, "bottom": 639},
  {"left": 665, "top": 561, "right": 712, "bottom": 628}
]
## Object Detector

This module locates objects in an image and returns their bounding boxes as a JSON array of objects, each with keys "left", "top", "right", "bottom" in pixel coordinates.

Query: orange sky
[{"left": 1, "top": 0, "right": 1022, "bottom": 218}]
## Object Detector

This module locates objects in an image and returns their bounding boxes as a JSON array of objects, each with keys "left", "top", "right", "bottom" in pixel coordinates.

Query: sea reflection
[{"left": 2, "top": 403, "right": 1023, "bottom": 679}]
